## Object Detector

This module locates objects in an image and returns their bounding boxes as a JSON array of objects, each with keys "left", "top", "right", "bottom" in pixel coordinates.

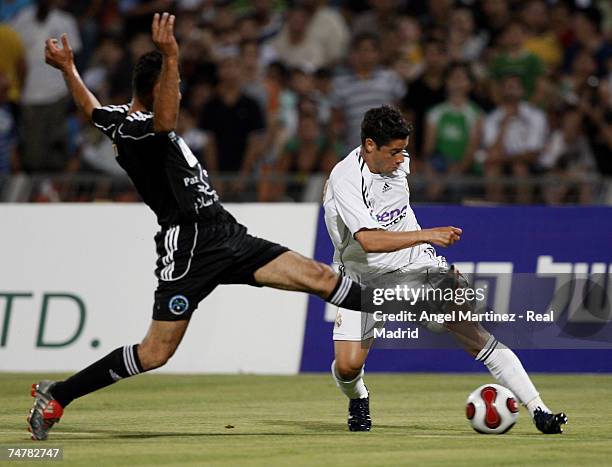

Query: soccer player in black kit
[{"left": 28, "top": 13, "right": 366, "bottom": 440}]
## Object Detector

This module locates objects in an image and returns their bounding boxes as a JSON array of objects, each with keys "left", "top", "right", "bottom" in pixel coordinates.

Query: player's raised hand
[
  {"left": 425, "top": 226, "right": 462, "bottom": 247},
  {"left": 44, "top": 34, "right": 74, "bottom": 72},
  {"left": 152, "top": 12, "right": 178, "bottom": 58}
]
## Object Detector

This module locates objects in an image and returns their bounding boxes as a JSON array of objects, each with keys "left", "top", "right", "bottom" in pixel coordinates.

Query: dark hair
[
  {"left": 576, "top": 6, "right": 603, "bottom": 32},
  {"left": 314, "top": 66, "right": 332, "bottom": 80},
  {"left": 350, "top": 31, "right": 380, "bottom": 50},
  {"left": 132, "top": 50, "right": 163, "bottom": 110},
  {"left": 361, "top": 106, "right": 412, "bottom": 146},
  {"left": 446, "top": 61, "right": 474, "bottom": 83}
]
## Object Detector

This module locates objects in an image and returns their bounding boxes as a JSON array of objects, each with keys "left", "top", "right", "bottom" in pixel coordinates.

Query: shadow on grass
[
  {"left": 15, "top": 419, "right": 474, "bottom": 440},
  {"left": 260, "top": 419, "right": 427, "bottom": 432}
]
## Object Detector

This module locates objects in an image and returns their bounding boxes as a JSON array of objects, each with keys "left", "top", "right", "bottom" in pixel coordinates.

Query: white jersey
[{"left": 324, "top": 146, "right": 443, "bottom": 280}]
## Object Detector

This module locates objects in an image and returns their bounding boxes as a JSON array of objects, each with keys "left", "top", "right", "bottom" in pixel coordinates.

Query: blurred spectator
[
  {"left": 559, "top": 49, "right": 599, "bottom": 107},
  {"left": 269, "top": 5, "right": 326, "bottom": 70},
  {"left": 312, "top": 66, "right": 333, "bottom": 125},
  {"left": 401, "top": 40, "right": 448, "bottom": 163},
  {"left": 423, "top": 63, "right": 483, "bottom": 200},
  {"left": 2, "top": 0, "right": 611, "bottom": 204},
  {"left": 576, "top": 77, "right": 612, "bottom": 176},
  {"left": 118, "top": 0, "right": 174, "bottom": 40},
  {"left": 489, "top": 21, "right": 545, "bottom": 101},
  {"left": 392, "top": 16, "right": 424, "bottom": 82},
  {"left": 0, "top": 0, "right": 33, "bottom": 22},
  {"left": 240, "top": 39, "right": 268, "bottom": 114},
  {"left": 478, "top": 0, "right": 512, "bottom": 47},
  {"left": 483, "top": 75, "right": 548, "bottom": 203},
  {"left": 352, "top": 0, "right": 398, "bottom": 37},
  {"left": 62, "top": 0, "right": 107, "bottom": 70},
  {"left": 422, "top": 0, "right": 454, "bottom": 31},
  {"left": 302, "top": 0, "right": 350, "bottom": 67},
  {"left": 521, "top": 0, "right": 562, "bottom": 71},
  {"left": 0, "top": 72, "right": 18, "bottom": 174},
  {"left": 199, "top": 54, "right": 266, "bottom": 194},
  {"left": 447, "top": 8, "right": 488, "bottom": 63},
  {"left": 107, "top": 32, "right": 155, "bottom": 103},
  {"left": 539, "top": 108, "right": 596, "bottom": 204},
  {"left": 550, "top": 1, "right": 575, "bottom": 50},
  {"left": 264, "top": 61, "right": 298, "bottom": 158},
  {"left": 0, "top": 23, "right": 26, "bottom": 108},
  {"left": 75, "top": 118, "right": 125, "bottom": 177},
  {"left": 331, "top": 32, "right": 406, "bottom": 150},
  {"left": 259, "top": 111, "right": 338, "bottom": 201},
  {"left": 563, "top": 6, "right": 612, "bottom": 78},
  {"left": 248, "top": 0, "right": 284, "bottom": 43},
  {"left": 211, "top": 9, "right": 241, "bottom": 59},
  {"left": 12, "top": 0, "right": 81, "bottom": 172},
  {"left": 177, "top": 108, "right": 208, "bottom": 162},
  {"left": 82, "top": 35, "right": 127, "bottom": 102}
]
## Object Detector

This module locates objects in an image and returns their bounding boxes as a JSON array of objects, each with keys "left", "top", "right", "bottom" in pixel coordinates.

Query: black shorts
[{"left": 152, "top": 221, "right": 289, "bottom": 320}]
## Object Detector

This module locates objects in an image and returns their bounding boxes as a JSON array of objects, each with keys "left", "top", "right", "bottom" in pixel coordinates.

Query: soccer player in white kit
[{"left": 323, "top": 106, "right": 567, "bottom": 434}]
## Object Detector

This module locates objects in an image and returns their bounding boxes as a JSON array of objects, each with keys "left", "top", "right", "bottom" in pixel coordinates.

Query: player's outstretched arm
[
  {"left": 45, "top": 34, "right": 100, "bottom": 120},
  {"left": 151, "top": 12, "right": 180, "bottom": 132},
  {"left": 355, "top": 226, "right": 462, "bottom": 253}
]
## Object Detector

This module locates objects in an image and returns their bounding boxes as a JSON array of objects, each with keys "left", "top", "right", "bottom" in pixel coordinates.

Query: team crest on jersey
[
  {"left": 335, "top": 311, "right": 343, "bottom": 328},
  {"left": 169, "top": 295, "right": 189, "bottom": 315}
]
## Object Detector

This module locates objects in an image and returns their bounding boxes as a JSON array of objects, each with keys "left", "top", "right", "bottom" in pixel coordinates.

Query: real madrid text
[{"left": 372, "top": 310, "right": 555, "bottom": 323}]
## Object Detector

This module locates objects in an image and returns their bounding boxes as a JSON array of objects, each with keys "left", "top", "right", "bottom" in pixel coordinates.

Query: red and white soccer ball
[{"left": 466, "top": 384, "right": 520, "bottom": 434}]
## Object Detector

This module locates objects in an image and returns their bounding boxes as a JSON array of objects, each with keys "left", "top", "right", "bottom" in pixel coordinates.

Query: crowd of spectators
[{"left": 0, "top": 0, "right": 611, "bottom": 203}]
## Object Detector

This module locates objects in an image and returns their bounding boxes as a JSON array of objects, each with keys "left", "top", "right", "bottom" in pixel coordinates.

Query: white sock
[
  {"left": 331, "top": 360, "right": 369, "bottom": 400},
  {"left": 476, "top": 335, "right": 551, "bottom": 417}
]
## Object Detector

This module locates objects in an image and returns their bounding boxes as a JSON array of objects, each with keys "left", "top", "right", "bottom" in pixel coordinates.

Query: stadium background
[{"left": 1, "top": 0, "right": 611, "bottom": 374}]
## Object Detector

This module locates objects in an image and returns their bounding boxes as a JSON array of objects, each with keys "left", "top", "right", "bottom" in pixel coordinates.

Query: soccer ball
[{"left": 466, "top": 384, "right": 519, "bottom": 434}]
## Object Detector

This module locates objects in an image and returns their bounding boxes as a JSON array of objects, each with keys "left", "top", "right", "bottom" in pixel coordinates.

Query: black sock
[
  {"left": 327, "top": 276, "right": 365, "bottom": 311},
  {"left": 50, "top": 344, "right": 144, "bottom": 407}
]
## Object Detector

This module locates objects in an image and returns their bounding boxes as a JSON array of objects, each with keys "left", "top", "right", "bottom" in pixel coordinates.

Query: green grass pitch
[{"left": 1, "top": 373, "right": 611, "bottom": 466}]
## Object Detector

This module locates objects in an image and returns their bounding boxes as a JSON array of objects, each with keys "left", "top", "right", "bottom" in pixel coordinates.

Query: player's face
[{"left": 365, "top": 137, "right": 409, "bottom": 173}]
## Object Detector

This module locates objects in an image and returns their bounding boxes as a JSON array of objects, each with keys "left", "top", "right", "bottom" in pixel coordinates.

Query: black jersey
[{"left": 91, "top": 104, "right": 232, "bottom": 226}]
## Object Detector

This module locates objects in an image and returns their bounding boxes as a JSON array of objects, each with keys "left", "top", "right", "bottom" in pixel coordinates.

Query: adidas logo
[{"left": 382, "top": 183, "right": 392, "bottom": 193}]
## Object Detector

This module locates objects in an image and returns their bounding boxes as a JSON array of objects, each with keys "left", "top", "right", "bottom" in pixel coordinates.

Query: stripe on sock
[
  {"left": 329, "top": 277, "right": 352, "bottom": 306},
  {"left": 477, "top": 338, "right": 499, "bottom": 363},
  {"left": 123, "top": 345, "right": 140, "bottom": 376}
]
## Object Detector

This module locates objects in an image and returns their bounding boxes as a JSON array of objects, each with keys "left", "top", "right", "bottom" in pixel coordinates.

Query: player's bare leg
[
  {"left": 254, "top": 251, "right": 365, "bottom": 311},
  {"left": 445, "top": 319, "right": 567, "bottom": 433},
  {"left": 138, "top": 320, "right": 190, "bottom": 370},
  {"left": 332, "top": 340, "right": 373, "bottom": 431},
  {"left": 28, "top": 319, "right": 189, "bottom": 440}
]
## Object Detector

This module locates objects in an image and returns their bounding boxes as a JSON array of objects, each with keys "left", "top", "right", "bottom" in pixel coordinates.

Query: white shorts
[{"left": 332, "top": 252, "right": 449, "bottom": 342}]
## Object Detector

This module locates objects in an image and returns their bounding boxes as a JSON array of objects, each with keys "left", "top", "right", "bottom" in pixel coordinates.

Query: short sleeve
[
  {"left": 330, "top": 173, "right": 381, "bottom": 237},
  {"left": 116, "top": 112, "right": 161, "bottom": 141},
  {"left": 91, "top": 105, "right": 130, "bottom": 139}
]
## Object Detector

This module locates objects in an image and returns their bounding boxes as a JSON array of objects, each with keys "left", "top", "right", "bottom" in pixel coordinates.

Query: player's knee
[
  {"left": 306, "top": 261, "right": 337, "bottom": 295},
  {"left": 334, "top": 358, "right": 364, "bottom": 381}
]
